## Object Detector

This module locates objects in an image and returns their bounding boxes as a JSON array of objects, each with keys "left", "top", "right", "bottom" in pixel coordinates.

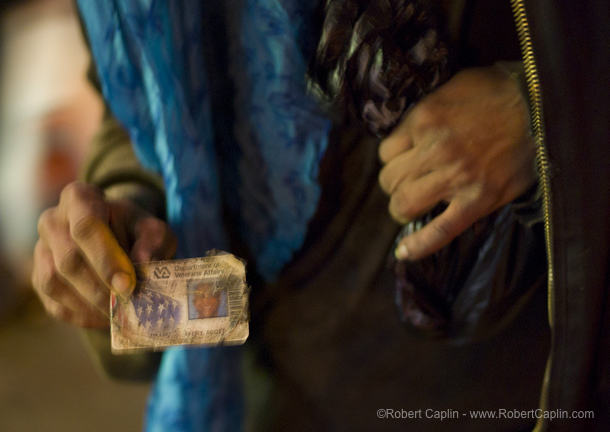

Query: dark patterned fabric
[{"left": 308, "top": 0, "right": 449, "bottom": 136}]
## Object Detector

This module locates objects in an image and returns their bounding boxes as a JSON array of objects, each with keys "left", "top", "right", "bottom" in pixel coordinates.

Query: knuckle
[
  {"left": 37, "top": 208, "right": 57, "bottom": 236},
  {"left": 57, "top": 247, "right": 86, "bottom": 277},
  {"left": 464, "top": 182, "right": 486, "bottom": 203},
  {"left": 61, "top": 181, "right": 100, "bottom": 202},
  {"left": 61, "top": 181, "right": 106, "bottom": 220},
  {"left": 448, "top": 159, "right": 477, "bottom": 190},
  {"left": 411, "top": 100, "right": 439, "bottom": 129},
  {"left": 432, "top": 137, "right": 456, "bottom": 162},
  {"left": 378, "top": 169, "right": 393, "bottom": 194},
  {"left": 37, "top": 268, "right": 60, "bottom": 297},
  {"left": 379, "top": 135, "right": 406, "bottom": 164},
  {"left": 432, "top": 218, "right": 455, "bottom": 239},
  {"left": 70, "top": 214, "right": 100, "bottom": 243},
  {"left": 378, "top": 141, "right": 390, "bottom": 163},
  {"left": 60, "top": 181, "right": 83, "bottom": 203},
  {"left": 391, "top": 188, "right": 417, "bottom": 220},
  {"left": 32, "top": 243, "right": 57, "bottom": 295},
  {"left": 38, "top": 295, "right": 64, "bottom": 321}
]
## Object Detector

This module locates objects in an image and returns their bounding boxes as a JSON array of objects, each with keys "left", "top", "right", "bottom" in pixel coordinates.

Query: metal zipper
[{"left": 509, "top": 1, "right": 555, "bottom": 431}]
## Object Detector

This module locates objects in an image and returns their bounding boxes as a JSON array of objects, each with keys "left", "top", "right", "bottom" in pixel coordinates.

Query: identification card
[{"left": 110, "top": 252, "right": 249, "bottom": 352}]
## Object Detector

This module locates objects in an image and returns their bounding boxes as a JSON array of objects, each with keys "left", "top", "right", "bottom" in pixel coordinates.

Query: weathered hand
[
  {"left": 378, "top": 65, "right": 536, "bottom": 260},
  {"left": 31, "top": 182, "right": 176, "bottom": 328}
]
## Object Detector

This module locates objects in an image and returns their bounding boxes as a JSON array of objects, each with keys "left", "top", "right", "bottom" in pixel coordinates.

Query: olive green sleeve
[
  {"left": 77, "top": 112, "right": 165, "bottom": 381},
  {"left": 77, "top": 109, "right": 166, "bottom": 381},
  {"left": 80, "top": 108, "right": 167, "bottom": 218},
  {"left": 79, "top": 328, "right": 163, "bottom": 382},
  {"left": 77, "top": 59, "right": 166, "bottom": 381}
]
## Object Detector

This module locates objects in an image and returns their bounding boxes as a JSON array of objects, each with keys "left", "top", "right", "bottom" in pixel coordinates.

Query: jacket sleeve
[
  {"left": 77, "top": 64, "right": 165, "bottom": 382},
  {"left": 80, "top": 105, "right": 167, "bottom": 218}
]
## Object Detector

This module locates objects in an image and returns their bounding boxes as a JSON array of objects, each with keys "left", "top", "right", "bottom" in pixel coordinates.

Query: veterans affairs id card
[{"left": 110, "top": 252, "right": 249, "bottom": 352}]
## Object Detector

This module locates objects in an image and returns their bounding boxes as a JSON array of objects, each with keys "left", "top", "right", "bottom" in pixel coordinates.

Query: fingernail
[
  {"left": 111, "top": 272, "right": 133, "bottom": 297},
  {"left": 395, "top": 244, "right": 409, "bottom": 260}
]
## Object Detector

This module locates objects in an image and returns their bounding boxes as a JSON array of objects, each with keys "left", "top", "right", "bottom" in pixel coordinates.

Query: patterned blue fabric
[
  {"left": 145, "top": 346, "right": 244, "bottom": 432},
  {"left": 77, "top": 1, "right": 330, "bottom": 431}
]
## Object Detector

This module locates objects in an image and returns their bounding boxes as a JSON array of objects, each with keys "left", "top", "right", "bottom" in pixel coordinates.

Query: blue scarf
[{"left": 77, "top": 1, "right": 330, "bottom": 430}]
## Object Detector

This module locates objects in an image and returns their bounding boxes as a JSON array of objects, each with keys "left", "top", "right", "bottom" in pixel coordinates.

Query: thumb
[
  {"left": 62, "top": 183, "right": 137, "bottom": 298},
  {"left": 394, "top": 198, "right": 479, "bottom": 261}
]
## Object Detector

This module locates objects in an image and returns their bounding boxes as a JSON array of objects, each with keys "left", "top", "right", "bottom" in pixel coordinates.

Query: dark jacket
[{"left": 523, "top": 1, "right": 610, "bottom": 431}]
